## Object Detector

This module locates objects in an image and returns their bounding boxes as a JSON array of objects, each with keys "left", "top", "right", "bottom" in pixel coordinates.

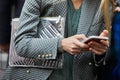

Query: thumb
[
  {"left": 74, "top": 34, "right": 87, "bottom": 40},
  {"left": 99, "top": 30, "right": 108, "bottom": 37}
]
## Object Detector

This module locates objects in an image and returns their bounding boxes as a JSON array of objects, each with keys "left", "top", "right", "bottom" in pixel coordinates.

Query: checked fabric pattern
[
  {"left": 2, "top": 0, "right": 112, "bottom": 80},
  {"left": 9, "top": 17, "right": 64, "bottom": 69}
]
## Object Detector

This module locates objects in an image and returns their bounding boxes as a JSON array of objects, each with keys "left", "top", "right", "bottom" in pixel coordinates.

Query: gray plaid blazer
[{"left": 3, "top": 0, "right": 112, "bottom": 80}]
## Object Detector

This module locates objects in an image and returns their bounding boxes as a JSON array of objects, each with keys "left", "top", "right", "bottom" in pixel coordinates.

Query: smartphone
[{"left": 83, "top": 36, "right": 108, "bottom": 43}]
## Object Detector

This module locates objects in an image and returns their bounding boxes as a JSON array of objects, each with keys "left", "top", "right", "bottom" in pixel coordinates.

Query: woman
[{"left": 2, "top": 0, "right": 113, "bottom": 80}]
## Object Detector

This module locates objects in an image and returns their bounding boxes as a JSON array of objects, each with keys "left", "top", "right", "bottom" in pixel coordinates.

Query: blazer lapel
[
  {"left": 53, "top": 0, "right": 67, "bottom": 17},
  {"left": 52, "top": 0, "right": 67, "bottom": 36},
  {"left": 77, "top": 0, "right": 101, "bottom": 36}
]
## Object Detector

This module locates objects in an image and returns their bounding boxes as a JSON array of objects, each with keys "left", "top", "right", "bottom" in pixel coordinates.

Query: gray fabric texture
[{"left": 2, "top": 0, "right": 112, "bottom": 80}]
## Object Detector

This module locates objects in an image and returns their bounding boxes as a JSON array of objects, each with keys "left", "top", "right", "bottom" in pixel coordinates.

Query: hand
[
  {"left": 115, "top": 6, "right": 120, "bottom": 12},
  {"left": 61, "top": 34, "right": 89, "bottom": 55},
  {"left": 114, "top": 2, "right": 120, "bottom": 12},
  {"left": 88, "top": 30, "right": 109, "bottom": 55}
]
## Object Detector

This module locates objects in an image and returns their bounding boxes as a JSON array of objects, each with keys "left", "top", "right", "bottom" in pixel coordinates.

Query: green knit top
[{"left": 48, "top": 0, "right": 82, "bottom": 80}]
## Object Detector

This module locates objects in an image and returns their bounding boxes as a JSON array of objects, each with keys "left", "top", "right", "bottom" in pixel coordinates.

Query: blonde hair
[{"left": 100, "top": 0, "right": 114, "bottom": 34}]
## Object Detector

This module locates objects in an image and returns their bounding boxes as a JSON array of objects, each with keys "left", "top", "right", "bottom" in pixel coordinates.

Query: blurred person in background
[
  {"left": 0, "top": 0, "right": 25, "bottom": 79},
  {"left": 111, "top": 0, "right": 120, "bottom": 80},
  {"left": 0, "top": 0, "right": 25, "bottom": 52}
]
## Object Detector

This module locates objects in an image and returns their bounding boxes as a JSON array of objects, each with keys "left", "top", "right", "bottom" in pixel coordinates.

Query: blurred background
[{"left": 0, "top": 0, "right": 25, "bottom": 79}]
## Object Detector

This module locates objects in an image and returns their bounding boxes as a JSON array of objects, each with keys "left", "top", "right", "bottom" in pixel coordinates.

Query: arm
[{"left": 15, "top": 0, "right": 61, "bottom": 59}]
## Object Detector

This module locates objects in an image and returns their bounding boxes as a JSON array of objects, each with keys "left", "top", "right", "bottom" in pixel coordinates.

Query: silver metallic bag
[{"left": 9, "top": 16, "right": 64, "bottom": 69}]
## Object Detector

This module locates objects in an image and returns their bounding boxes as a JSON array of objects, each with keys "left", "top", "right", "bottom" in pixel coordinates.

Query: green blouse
[{"left": 48, "top": 0, "right": 82, "bottom": 80}]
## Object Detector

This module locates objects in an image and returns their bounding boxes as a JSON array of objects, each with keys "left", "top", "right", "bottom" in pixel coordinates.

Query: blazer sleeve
[{"left": 14, "top": 0, "right": 61, "bottom": 60}]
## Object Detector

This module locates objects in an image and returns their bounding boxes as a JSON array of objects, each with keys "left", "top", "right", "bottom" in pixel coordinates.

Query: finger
[
  {"left": 80, "top": 48, "right": 89, "bottom": 52},
  {"left": 115, "top": 7, "right": 120, "bottom": 12},
  {"left": 69, "top": 45, "right": 82, "bottom": 53},
  {"left": 74, "top": 34, "right": 87, "bottom": 40},
  {"left": 90, "top": 46, "right": 107, "bottom": 53},
  {"left": 70, "top": 43, "right": 88, "bottom": 50},
  {"left": 69, "top": 49, "right": 81, "bottom": 55},
  {"left": 69, "top": 47, "right": 89, "bottom": 55},
  {"left": 89, "top": 45, "right": 106, "bottom": 53},
  {"left": 88, "top": 41, "right": 107, "bottom": 53},
  {"left": 88, "top": 41, "right": 106, "bottom": 49},
  {"left": 100, "top": 40, "right": 109, "bottom": 47},
  {"left": 99, "top": 30, "right": 109, "bottom": 37},
  {"left": 73, "top": 39, "right": 89, "bottom": 49},
  {"left": 89, "top": 47, "right": 106, "bottom": 55}
]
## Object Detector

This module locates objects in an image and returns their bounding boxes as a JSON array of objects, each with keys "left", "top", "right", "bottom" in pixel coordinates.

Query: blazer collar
[
  {"left": 54, "top": 0, "right": 101, "bottom": 36},
  {"left": 76, "top": 0, "right": 101, "bottom": 35},
  {"left": 53, "top": 0, "right": 67, "bottom": 17}
]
